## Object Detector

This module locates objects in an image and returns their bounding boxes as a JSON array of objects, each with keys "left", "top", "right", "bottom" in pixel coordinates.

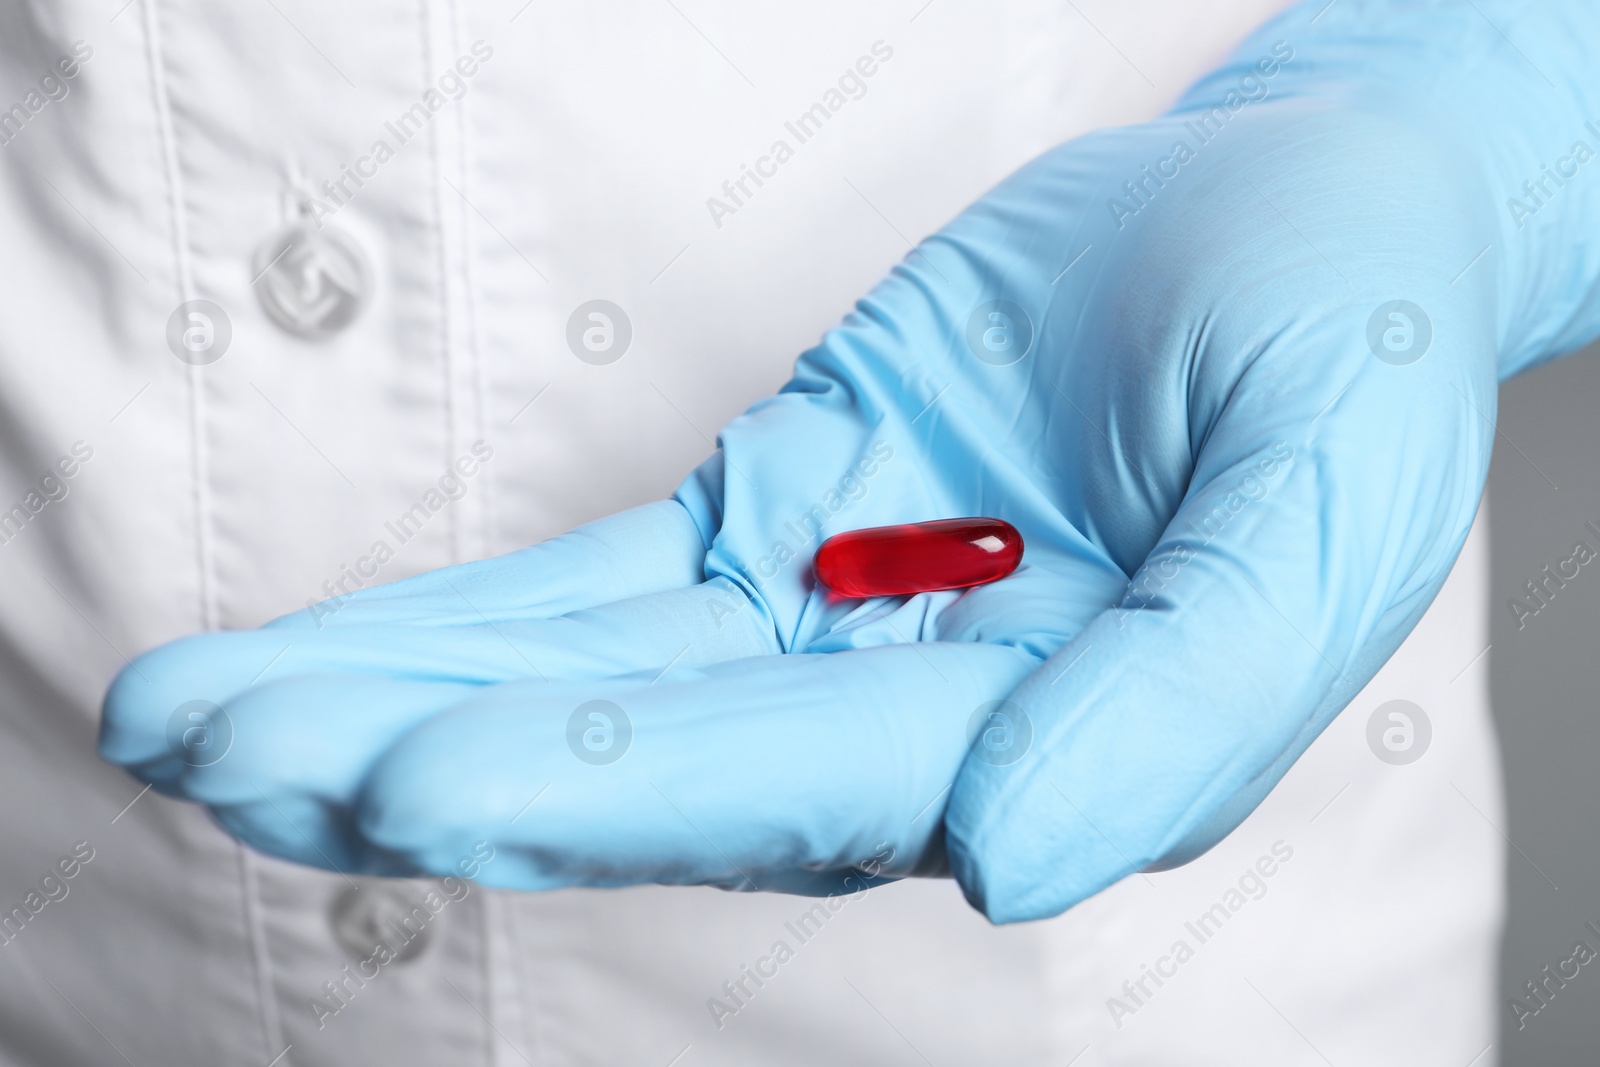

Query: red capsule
[{"left": 813, "top": 518, "right": 1024, "bottom": 598}]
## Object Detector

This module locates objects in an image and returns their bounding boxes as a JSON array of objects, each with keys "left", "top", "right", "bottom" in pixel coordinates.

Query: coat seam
[
  {"left": 419, "top": 0, "right": 462, "bottom": 566},
  {"left": 139, "top": 1, "right": 281, "bottom": 1062},
  {"left": 138, "top": 0, "right": 218, "bottom": 634},
  {"left": 447, "top": 0, "right": 493, "bottom": 558}
]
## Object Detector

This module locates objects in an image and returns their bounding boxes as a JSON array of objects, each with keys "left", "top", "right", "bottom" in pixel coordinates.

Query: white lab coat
[{"left": 0, "top": 1, "right": 1504, "bottom": 1063}]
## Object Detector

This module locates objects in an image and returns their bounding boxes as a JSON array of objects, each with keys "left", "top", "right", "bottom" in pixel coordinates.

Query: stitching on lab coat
[
  {"left": 479, "top": 892, "right": 508, "bottom": 1067},
  {"left": 499, "top": 893, "right": 542, "bottom": 1064},
  {"left": 138, "top": 3, "right": 281, "bottom": 1061},
  {"left": 419, "top": 0, "right": 463, "bottom": 567},
  {"left": 446, "top": 0, "right": 494, "bottom": 560},
  {"left": 440, "top": 0, "right": 508, "bottom": 1053},
  {"left": 237, "top": 846, "right": 289, "bottom": 1065},
  {"left": 137, "top": 0, "right": 218, "bottom": 635}
]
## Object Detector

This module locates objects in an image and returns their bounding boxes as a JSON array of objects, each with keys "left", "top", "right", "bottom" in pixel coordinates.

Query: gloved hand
[{"left": 100, "top": 0, "right": 1600, "bottom": 919}]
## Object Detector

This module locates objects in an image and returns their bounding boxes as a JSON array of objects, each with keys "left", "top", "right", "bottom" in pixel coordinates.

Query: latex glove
[{"left": 101, "top": 0, "right": 1600, "bottom": 919}]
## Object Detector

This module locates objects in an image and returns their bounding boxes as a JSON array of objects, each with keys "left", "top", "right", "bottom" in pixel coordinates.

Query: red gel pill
[{"left": 813, "top": 518, "right": 1023, "bottom": 598}]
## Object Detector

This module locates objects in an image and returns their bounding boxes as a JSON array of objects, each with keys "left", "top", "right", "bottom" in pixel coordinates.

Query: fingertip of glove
[
  {"left": 949, "top": 846, "right": 1073, "bottom": 926},
  {"left": 354, "top": 710, "right": 503, "bottom": 869},
  {"left": 98, "top": 634, "right": 216, "bottom": 762},
  {"left": 98, "top": 631, "right": 277, "bottom": 763},
  {"left": 946, "top": 774, "right": 1128, "bottom": 926}
]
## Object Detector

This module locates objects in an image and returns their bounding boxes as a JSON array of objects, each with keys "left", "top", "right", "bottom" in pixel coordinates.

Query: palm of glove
[{"left": 101, "top": 88, "right": 1497, "bottom": 917}]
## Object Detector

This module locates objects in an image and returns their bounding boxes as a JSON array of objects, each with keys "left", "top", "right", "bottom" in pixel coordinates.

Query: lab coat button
[
  {"left": 328, "top": 882, "right": 431, "bottom": 965},
  {"left": 253, "top": 221, "right": 370, "bottom": 339}
]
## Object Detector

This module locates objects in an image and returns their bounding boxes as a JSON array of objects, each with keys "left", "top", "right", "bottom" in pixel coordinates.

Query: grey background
[{"left": 1490, "top": 340, "right": 1600, "bottom": 1063}]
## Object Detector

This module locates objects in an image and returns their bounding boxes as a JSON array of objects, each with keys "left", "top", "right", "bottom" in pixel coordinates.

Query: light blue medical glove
[{"left": 101, "top": 0, "right": 1600, "bottom": 918}]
